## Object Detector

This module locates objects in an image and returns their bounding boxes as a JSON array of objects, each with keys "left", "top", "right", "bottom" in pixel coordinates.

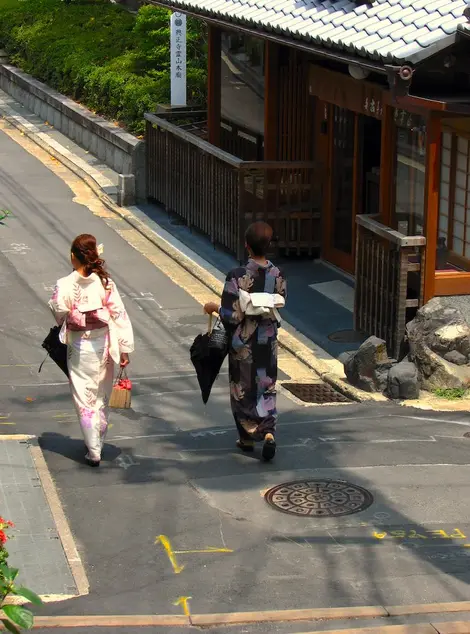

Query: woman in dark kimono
[{"left": 204, "top": 222, "right": 287, "bottom": 461}]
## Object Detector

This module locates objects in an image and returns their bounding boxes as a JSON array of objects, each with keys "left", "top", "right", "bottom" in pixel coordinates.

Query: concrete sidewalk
[{"left": 0, "top": 436, "right": 87, "bottom": 600}]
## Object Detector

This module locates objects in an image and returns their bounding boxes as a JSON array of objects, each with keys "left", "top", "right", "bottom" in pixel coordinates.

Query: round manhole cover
[
  {"left": 328, "top": 329, "right": 366, "bottom": 343},
  {"left": 265, "top": 479, "right": 374, "bottom": 517}
]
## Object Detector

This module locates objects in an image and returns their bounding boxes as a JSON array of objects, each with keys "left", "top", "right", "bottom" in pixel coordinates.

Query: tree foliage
[{"left": 0, "top": 0, "right": 208, "bottom": 134}]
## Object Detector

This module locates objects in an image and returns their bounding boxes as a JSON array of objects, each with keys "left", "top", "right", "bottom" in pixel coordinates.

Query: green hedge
[{"left": 0, "top": 0, "right": 207, "bottom": 135}]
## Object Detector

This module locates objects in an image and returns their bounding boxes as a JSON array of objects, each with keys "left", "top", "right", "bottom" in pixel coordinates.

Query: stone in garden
[
  {"left": 387, "top": 359, "right": 419, "bottom": 400},
  {"left": 344, "top": 336, "right": 395, "bottom": 393},
  {"left": 443, "top": 350, "right": 467, "bottom": 366},
  {"left": 406, "top": 297, "right": 470, "bottom": 391}
]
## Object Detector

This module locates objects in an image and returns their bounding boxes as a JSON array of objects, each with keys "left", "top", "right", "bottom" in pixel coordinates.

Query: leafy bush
[
  {"left": 0, "top": 0, "right": 207, "bottom": 134},
  {"left": 0, "top": 517, "right": 42, "bottom": 632}
]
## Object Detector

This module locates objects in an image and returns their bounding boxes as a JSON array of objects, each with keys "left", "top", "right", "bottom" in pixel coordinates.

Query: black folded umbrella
[
  {"left": 39, "top": 325, "right": 69, "bottom": 378},
  {"left": 190, "top": 326, "right": 228, "bottom": 404}
]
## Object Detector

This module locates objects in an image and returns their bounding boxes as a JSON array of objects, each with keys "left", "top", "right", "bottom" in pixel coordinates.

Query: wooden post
[
  {"left": 207, "top": 25, "right": 221, "bottom": 147},
  {"left": 264, "top": 41, "right": 279, "bottom": 160},
  {"left": 423, "top": 112, "right": 441, "bottom": 302},
  {"left": 379, "top": 104, "right": 394, "bottom": 226}
]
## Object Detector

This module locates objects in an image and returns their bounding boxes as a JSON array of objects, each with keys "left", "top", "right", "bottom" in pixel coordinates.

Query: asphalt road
[{"left": 1, "top": 123, "right": 470, "bottom": 630}]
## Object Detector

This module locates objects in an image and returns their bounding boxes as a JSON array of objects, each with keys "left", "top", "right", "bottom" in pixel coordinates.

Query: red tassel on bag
[{"left": 115, "top": 377, "right": 132, "bottom": 391}]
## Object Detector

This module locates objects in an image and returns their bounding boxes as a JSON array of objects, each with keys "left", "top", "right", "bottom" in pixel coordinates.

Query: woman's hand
[
  {"left": 120, "top": 353, "right": 130, "bottom": 368},
  {"left": 203, "top": 302, "right": 219, "bottom": 315}
]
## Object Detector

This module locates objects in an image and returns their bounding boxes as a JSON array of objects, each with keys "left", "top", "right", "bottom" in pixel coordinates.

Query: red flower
[{"left": 0, "top": 530, "right": 7, "bottom": 544}]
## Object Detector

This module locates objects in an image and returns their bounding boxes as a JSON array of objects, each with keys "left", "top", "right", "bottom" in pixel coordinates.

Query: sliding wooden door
[{"left": 323, "top": 105, "right": 360, "bottom": 273}]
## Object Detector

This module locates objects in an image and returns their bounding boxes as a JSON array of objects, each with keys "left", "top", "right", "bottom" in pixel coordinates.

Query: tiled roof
[{"left": 154, "top": 0, "right": 468, "bottom": 64}]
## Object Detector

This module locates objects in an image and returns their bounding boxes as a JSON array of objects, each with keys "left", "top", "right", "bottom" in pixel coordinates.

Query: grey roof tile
[
  {"left": 156, "top": 0, "right": 467, "bottom": 63},
  {"left": 403, "top": 26, "right": 431, "bottom": 43},
  {"left": 417, "top": 27, "right": 446, "bottom": 46},
  {"left": 401, "top": 9, "right": 428, "bottom": 26}
]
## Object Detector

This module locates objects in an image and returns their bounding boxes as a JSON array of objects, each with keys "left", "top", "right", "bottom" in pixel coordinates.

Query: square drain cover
[{"left": 282, "top": 382, "right": 350, "bottom": 404}]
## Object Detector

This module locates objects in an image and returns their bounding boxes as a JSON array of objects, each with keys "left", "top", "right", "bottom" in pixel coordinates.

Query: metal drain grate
[{"left": 282, "top": 382, "right": 350, "bottom": 403}]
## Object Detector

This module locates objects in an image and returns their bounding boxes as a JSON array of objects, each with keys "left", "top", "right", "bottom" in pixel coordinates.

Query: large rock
[
  {"left": 344, "top": 336, "right": 395, "bottom": 393},
  {"left": 387, "top": 360, "right": 419, "bottom": 400},
  {"left": 406, "top": 297, "right": 470, "bottom": 391}
]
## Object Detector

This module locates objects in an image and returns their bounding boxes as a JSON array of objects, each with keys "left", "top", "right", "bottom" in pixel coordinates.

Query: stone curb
[
  {"left": 295, "top": 623, "right": 470, "bottom": 634},
  {"left": 1, "top": 607, "right": 470, "bottom": 630},
  {"left": 30, "top": 445, "right": 90, "bottom": 597},
  {"left": 0, "top": 104, "right": 382, "bottom": 404}
]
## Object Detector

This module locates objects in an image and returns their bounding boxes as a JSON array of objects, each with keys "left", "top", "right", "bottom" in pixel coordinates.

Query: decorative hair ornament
[{"left": 97, "top": 243, "right": 104, "bottom": 256}]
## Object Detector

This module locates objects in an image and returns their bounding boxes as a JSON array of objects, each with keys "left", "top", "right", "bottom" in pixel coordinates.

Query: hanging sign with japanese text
[
  {"left": 171, "top": 12, "right": 187, "bottom": 107},
  {"left": 309, "top": 65, "right": 385, "bottom": 120}
]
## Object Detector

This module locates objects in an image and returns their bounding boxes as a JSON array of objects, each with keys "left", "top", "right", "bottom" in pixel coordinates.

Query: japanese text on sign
[{"left": 170, "top": 12, "right": 186, "bottom": 106}]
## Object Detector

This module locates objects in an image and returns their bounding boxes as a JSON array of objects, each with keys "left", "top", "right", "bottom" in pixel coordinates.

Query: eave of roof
[{"left": 150, "top": 0, "right": 467, "bottom": 66}]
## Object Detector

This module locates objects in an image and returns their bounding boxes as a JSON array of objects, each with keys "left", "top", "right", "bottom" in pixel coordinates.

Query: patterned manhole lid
[
  {"left": 281, "top": 382, "right": 350, "bottom": 404},
  {"left": 328, "top": 329, "right": 366, "bottom": 343},
  {"left": 265, "top": 479, "right": 374, "bottom": 517}
]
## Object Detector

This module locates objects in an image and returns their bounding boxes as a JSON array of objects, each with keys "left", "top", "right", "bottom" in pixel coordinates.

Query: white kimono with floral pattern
[{"left": 49, "top": 271, "right": 134, "bottom": 461}]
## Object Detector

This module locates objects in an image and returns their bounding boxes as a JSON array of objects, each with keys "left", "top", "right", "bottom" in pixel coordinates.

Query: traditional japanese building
[{"left": 145, "top": 0, "right": 470, "bottom": 357}]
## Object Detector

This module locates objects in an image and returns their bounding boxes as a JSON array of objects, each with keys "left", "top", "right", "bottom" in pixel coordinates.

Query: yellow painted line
[
  {"left": 173, "top": 547, "right": 233, "bottom": 554},
  {"left": 0, "top": 434, "right": 34, "bottom": 441},
  {"left": 0, "top": 364, "right": 34, "bottom": 368},
  {"left": 31, "top": 445, "right": 89, "bottom": 596},
  {"left": 155, "top": 535, "right": 184, "bottom": 574},
  {"left": 0, "top": 423, "right": 15, "bottom": 426},
  {"left": 174, "top": 596, "right": 192, "bottom": 623}
]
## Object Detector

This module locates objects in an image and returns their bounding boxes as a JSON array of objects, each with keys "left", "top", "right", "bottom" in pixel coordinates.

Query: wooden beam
[
  {"left": 434, "top": 272, "right": 470, "bottom": 296},
  {"left": 264, "top": 41, "right": 279, "bottom": 160},
  {"left": 309, "top": 64, "right": 385, "bottom": 119},
  {"left": 379, "top": 104, "right": 394, "bottom": 226},
  {"left": 423, "top": 113, "right": 441, "bottom": 302},
  {"left": 207, "top": 25, "right": 221, "bottom": 146}
]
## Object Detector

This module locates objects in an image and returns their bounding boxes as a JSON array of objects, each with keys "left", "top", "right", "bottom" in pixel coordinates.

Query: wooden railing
[
  {"left": 220, "top": 118, "right": 264, "bottom": 161},
  {"left": 355, "top": 215, "right": 426, "bottom": 360},
  {"left": 145, "top": 113, "right": 322, "bottom": 260}
]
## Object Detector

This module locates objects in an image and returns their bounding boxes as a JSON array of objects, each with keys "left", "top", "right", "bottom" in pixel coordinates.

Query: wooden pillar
[
  {"left": 379, "top": 104, "right": 394, "bottom": 226},
  {"left": 263, "top": 41, "right": 279, "bottom": 160},
  {"left": 423, "top": 113, "right": 441, "bottom": 302},
  {"left": 207, "top": 25, "right": 221, "bottom": 147}
]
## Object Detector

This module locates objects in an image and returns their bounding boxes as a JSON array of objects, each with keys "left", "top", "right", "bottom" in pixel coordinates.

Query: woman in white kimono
[{"left": 49, "top": 234, "right": 134, "bottom": 467}]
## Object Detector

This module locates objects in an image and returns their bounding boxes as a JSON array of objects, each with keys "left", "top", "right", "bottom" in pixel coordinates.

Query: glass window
[
  {"left": 436, "top": 131, "right": 470, "bottom": 271},
  {"left": 220, "top": 31, "right": 264, "bottom": 160},
  {"left": 392, "top": 110, "right": 427, "bottom": 237}
]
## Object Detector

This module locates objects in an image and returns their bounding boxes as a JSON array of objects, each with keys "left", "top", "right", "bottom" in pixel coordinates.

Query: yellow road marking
[
  {"left": 174, "top": 596, "right": 192, "bottom": 622},
  {"left": 173, "top": 547, "right": 233, "bottom": 554},
  {"left": 155, "top": 535, "right": 184, "bottom": 574}
]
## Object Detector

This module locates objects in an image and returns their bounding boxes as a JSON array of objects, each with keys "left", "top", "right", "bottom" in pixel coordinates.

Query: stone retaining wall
[{"left": 0, "top": 64, "right": 146, "bottom": 202}]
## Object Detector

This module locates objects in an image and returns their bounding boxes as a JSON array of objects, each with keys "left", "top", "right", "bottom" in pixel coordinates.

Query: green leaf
[
  {"left": 11, "top": 586, "right": 42, "bottom": 606},
  {"left": 2, "top": 605, "right": 34, "bottom": 629},
  {"left": 1, "top": 618, "right": 20, "bottom": 634},
  {"left": 0, "top": 565, "right": 19, "bottom": 583}
]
